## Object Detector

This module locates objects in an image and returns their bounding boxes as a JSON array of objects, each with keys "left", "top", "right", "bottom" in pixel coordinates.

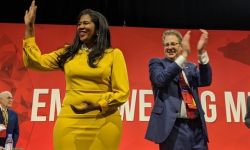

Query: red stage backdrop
[{"left": 0, "top": 23, "right": 250, "bottom": 150}]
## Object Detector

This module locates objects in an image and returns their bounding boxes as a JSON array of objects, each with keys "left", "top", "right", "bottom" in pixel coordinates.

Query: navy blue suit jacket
[
  {"left": 145, "top": 58, "right": 212, "bottom": 144},
  {"left": 0, "top": 109, "right": 19, "bottom": 147}
]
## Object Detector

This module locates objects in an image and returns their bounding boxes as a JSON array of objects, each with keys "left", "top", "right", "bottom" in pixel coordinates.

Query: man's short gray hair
[
  {"left": 162, "top": 29, "right": 183, "bottom": 44},
  {"left": 0, "top": 91, "right": 12, "bottom": 99}
]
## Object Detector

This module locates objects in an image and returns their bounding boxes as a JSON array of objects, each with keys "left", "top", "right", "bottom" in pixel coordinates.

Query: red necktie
[{"left": 179, "top": 72, "right": 197, "bottom": 119}]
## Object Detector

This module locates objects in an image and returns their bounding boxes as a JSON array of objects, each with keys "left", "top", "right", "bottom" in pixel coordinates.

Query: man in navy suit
[
  {"left": 145, "top": 29, "right": 212, "bottom": 150},
  {"left": 0, "top": 91, "right": 19, "bottom": 148}
]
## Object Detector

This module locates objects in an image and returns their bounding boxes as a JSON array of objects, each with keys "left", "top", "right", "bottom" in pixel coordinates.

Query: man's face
[
  {"left": 0, "top": 93, "right": 13, "bottom": 108},
  {"left": 163, "top": 35, "right": 182, "bottom": 60}
]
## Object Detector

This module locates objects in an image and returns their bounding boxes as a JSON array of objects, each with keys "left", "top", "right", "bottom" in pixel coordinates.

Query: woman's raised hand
[{"left": 24, "top": 0, "right": 37, "bottom": 27}]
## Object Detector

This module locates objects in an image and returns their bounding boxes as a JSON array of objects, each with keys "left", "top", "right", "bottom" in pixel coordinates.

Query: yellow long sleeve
[
  {"left": 23, "top": 37, "right": 64, "bottom": 71},
  {"left": 98, "top": 49, "right": 130, "bottom": 111}
]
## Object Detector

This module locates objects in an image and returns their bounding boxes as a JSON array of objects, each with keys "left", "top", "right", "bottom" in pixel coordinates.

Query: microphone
[{"left": 245, "top": 96, "right": 250, "bottom": 128}]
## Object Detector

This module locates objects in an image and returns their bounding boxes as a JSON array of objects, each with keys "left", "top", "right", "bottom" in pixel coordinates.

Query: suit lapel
[{"left": 182, "top": 64, "right": 192, "bottom": 84}]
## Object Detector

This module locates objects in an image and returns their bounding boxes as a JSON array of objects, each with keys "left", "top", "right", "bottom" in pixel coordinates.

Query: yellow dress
[{"left": 23, "top": 37, "right": 130, "bottom": 150}]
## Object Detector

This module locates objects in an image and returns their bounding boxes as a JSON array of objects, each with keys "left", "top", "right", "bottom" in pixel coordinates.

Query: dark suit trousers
[{"left": 160, "top": 118, "right": 208, "bottom": 150}]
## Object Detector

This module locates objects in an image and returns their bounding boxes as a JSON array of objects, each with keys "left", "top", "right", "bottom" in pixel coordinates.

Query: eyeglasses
[
  {"left": 163, "top": 42, "right": 180, "bottom": 47},
  {"left": 7, "top": 96, "right": 13, "bottom": 100}
]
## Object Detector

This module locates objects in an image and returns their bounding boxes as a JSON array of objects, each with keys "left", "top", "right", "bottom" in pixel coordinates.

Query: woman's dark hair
[{"left": 57, "top": 9, "right": 111, "bottom": 69}]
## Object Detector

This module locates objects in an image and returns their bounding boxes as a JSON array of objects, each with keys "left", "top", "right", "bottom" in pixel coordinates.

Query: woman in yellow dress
[{"left": 24, "top": 1, "right": 129, "bottom": 150}]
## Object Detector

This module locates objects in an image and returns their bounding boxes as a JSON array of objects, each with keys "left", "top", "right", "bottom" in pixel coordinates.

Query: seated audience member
[{"left": 0, "top": 91, "right": 19, "bottom": 147}]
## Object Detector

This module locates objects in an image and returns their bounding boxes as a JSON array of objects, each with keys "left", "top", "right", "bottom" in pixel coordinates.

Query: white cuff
[{"left": 175, "top": 55, "right": 186, "bottom": 68}]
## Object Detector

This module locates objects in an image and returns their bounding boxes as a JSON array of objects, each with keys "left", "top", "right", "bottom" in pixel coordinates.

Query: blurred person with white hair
[{"left": 0, "top": 91, "right": 19, "bottom": 148}]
